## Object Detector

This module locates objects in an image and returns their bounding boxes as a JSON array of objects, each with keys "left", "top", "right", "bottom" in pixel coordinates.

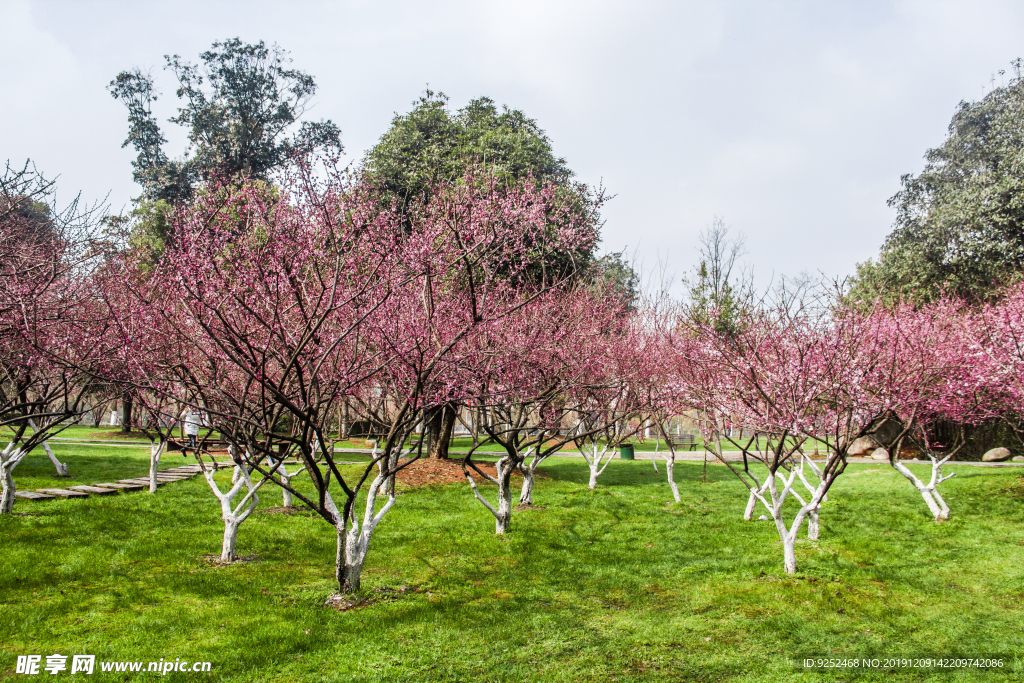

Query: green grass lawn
[
  {"left": 2, "top": 444, "right": 1023, "bottom": 682},
  {"left": 17, "top": 425, "right": 788, "bottom": 453}
]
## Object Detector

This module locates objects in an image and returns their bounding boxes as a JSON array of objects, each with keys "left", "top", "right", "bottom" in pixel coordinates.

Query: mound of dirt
[{"left": 394, "top": 458, "right": 544, "bottom": 487}]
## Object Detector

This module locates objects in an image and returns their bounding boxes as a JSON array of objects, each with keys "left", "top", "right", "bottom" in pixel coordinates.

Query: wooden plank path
[{"left": 17, "top": 463, "right": 226, "bottom": 502}]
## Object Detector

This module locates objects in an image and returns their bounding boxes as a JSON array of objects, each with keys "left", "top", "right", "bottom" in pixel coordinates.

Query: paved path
[{"left": 13, "top": 463, "right": 228, "bottom": 502}]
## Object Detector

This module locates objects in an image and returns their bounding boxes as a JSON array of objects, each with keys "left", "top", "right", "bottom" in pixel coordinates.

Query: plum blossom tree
[
  {"left": 0, "top": 163, "right": 112, "bottom": 512},
  {"left": 857, "top": 300, "right": 984, "bottom": 520},
  {"left": 139, "top": 164, "right": 597, "bottom": 590},
  {"left": 457, "top": 288, "right": 618, "bottom": 532},
  {"left": 970, "top": 282, "right": 1024, "bottom": 451},
  {"left": 684, "top": 293, "right": 888, "bottom": 574}
]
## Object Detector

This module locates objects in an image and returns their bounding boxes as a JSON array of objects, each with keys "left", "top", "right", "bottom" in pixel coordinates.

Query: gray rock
[
  {"left": 870, "top": 448, "right": 890, "bottom": 461},
  {"left": 1012, "top": 455, "right": 1024, "bottom": 463},
  {"left": 982, "top": 447, "right": 1012, "bottom": 462},
  {"left": 848, "top": 436, "right": 877, "bottom": 456}
]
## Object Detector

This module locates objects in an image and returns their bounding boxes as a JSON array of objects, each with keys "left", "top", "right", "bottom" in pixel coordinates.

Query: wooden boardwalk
[{"left": 13, "top": 463, "right": 227, "bottom": 501}]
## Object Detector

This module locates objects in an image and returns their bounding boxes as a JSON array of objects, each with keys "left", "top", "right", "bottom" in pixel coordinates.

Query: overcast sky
[{"left": 3, "top": 0, "right": 1023, "bottom": 288}]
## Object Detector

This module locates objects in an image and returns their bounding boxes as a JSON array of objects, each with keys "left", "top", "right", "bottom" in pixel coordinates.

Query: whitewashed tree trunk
[
  {"left": 279, "top": 463, "right": 293, "bottom": 507},
  {"left": 807, "top": 509, "right": 820, "bottom": 540},
  {"left": 327, "top": 470, "right": 396, "bottom": 593},
  {"left": 793, "top": 454, "right": 825, "bottom": 539},
  {"left": 892, "top": 456, "right": 953, "bottom": 520},
  {"left": 28, "top": 419, "right": 68, "bottom": 477},
  {"left": 0, "top": 444, "right": 27, "bottom": 514},
  {"left": 756, "top": 462, "right": 834, "bottom": 574},
  {"left": 581, "top": 442, "right": 615, "bottom": 490},
  {"left": 201, "top": 448, "right": 266, "bottom": 563},
  {"left": 517, "top": 449, "right": 544, "bottom": 506},
  {"left": 466, "top": 455, "right": 516, "bottom": 534},
  {"left": 148, "top": 440, "right": 166, "bottom": 494},
  {"left": 743, "top": 489, "right": 759, "bottom": 520},
  {"left": 495, "top": 471, "right": 512, "bottom": 533},
  {"left": 665, "top": 449, "right": 680, "bottom": 502},
  {"left": 519, "top": 469, "right": 534, "bottom": 506}
]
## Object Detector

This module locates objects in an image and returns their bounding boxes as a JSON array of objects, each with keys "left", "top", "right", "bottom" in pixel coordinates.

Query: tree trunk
[
  {"left": 280, "top": 463, "right": 294, "bottom": 507},
  {"left": 221, "top": 519, "right": 240, "bottom": 563},
  {"left": 120, "top": 394, "right": 133, "bottom": 434},
  {"left": 588, "top": 465, "right": 599, "bottom": 490},
  {"left": 0, "top": 454, "right": 18, "bottom": 514},
  {"left": 40, "top": 439, "right": 68, "bottom": 477},
  {"left": 496, "top": 474, "right": 512, "bottom": 534},
  {"left": 342, "top": 525, "right": 369, "bottom": 592},
  {"left": 427, "top": 403, "right": 457, "bottom": 459},
  {"left": 743, "top": 490, "right": 758, "bottom": 520},
  {"left": 782, "top": 531, "right": 797, "bottom": 574},
  {"left": 27, "top": 419, "right": 68, "bottom": 477},
  {"left": 807, "top": 508, "right": 820, "bottom": 540},
  {"left": 666, "top": 453, "right": 680, "bottom": 502},
  {"left": 893, "top": 461, "right": 945, "bottom": 520},
  {"left": 334, "top": 522, "right": 366, "bottom": 593},
  {"left": 519, "top": 468, "right": 535, "bottom": 506},
  {"left": 148, "top": 440, "right": 166, "bottom": 494}
]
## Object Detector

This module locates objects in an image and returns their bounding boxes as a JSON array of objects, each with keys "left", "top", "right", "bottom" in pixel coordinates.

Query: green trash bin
[{"left": 620, "top": 444, "right": 635, "bottom": 460}]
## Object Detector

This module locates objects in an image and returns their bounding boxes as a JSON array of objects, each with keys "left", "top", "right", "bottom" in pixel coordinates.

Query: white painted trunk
[
  {"left": 519, "top": 469, "right": 535, "bottom": 506},
  {"left": 221, "top": 519, "right": 240, "bottom": 562},
  {"left": 280, "top": 465, "right": 293, "bottom": 507},
  {"left": 743, "top": 480, "right": 770, "bottom": 520},
  {"left": 782, "top": 532, "right": 797, "bottom": 574},
  {"left": 341, "top": 523, "right": 369, "bottom": 592},
  {"left": 465, "top": 457, "right": 515, "bottom": 534},
  {"left": 1, "top": 446, "right": 26, "bottom": 514},
  {"left": 666, "top": 455, "right": 680, "bottom": 503},
  {"left": 807, "top": 509, "right": 820, "bottom": 540},
  {"left": 893, "top": 461, "right": 945, "bottom": 520},
  {"left": 28, "top": 420, "right": 68, "bottom": 477},
  {"left": 42, "top": 441, "right": 68, "bottom": 477},
  {"left": 148, "top": 441, "right": 166, "bottom": 494},
  {"left": 0, "top": 458, "right": 16, "bottom": 514},
  {"left": 328, "top": 471, "right": 397, "bottom": 593},
  {"left": 201, "top": 455, "right": 263, "bottom": 563},
  {"left": 496, "top": 471, "right": 513, "bottom": 533},
  {"left": 582, "top": 442, "right": 614, "bottom": 491},
  {"left": 765, "top": 469, "right": 825, "bottom": 574},
  {"left": 743, "top": 490, "right": 758, "bottom": 520}
]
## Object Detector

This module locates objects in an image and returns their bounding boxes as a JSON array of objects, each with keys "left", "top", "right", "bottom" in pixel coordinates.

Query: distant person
[{"left": 182, "top": 407, "right": 201, "bottom": 450}]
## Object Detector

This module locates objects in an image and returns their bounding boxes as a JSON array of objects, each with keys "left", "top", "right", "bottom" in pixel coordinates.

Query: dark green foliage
[
  {"left": 592, "top": 251, "right": 640, "bottom": 308},
  {"left": 852, "top": 60, "right": 1024, "bottom": 304},
  {"left": 109, "top": 39, "right": 342, "bottom": 205},
  {"left": 362, "top": 91, "right": 607, "bottom": 286},
  {"left": 362, "top": 90, "right": 570, "bottom": 210}
]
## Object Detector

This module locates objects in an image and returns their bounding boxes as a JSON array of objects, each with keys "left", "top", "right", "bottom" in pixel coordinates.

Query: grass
[
  {"left": 2, "top": 444, "right": 1023, "bottom": 682},
  {"left": 13, "top": 424, "right": 800, "bottom": 452}
]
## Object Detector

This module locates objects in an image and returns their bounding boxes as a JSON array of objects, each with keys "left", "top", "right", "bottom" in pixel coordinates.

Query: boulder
[
  {"left": 982, "top": 447, "right": 1012, "bottom": 462},
  {"left": 1012, "top": 456, "right": 1024, "bottom": 463},
  {"left": 870, "top": 448, "right": 890, "bottom": 461},
  {"left": 848, "top": 436, "right": 877, "bottom": 456}
]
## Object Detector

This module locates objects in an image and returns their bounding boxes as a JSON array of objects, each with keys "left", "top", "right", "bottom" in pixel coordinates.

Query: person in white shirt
[{"left": 181, "top": 407, "right": 201, "bottom": 449}]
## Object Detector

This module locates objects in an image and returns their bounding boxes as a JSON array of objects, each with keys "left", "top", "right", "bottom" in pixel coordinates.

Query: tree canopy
[
  {"left": 109, "top": 38, "right": 342, "bottom": 205},
  {"left": 851, "top": 60, "right": 1024, "bottom": 305},
  {"left": 362, "top": 90, "right": 625, "bottom": 292},
  {"left": 361, "top": 90, "right": 571, "bottom": 210}
]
